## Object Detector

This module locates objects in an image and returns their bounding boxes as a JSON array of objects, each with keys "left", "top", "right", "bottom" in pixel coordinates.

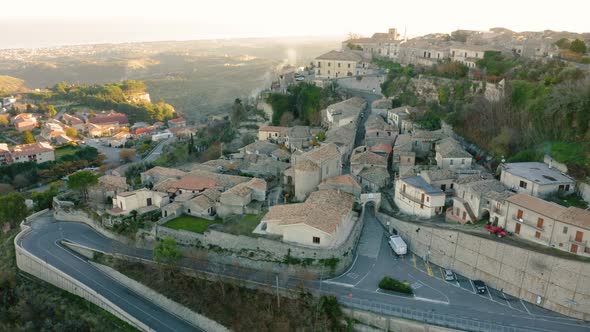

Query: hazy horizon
[{"left": 1, "top": 0, "right": 589, "bottom": 49}]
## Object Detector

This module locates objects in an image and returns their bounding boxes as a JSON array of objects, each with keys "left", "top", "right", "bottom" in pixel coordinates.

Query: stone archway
[{"left": 360, "top": 193, "right": 381, "bottom": 213}]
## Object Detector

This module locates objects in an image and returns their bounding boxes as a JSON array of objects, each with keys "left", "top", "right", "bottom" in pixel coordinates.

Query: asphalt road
[
  {"left": 19, "top": 212, "right": 590, "bottom": 332},
  {"left": 18, "top": 214, "right": 202, "bottom": 332}
]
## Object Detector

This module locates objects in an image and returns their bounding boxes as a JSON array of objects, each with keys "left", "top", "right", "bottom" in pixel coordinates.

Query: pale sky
[{"left": 2, "top": 0, "right": 589, "bottom": 48}]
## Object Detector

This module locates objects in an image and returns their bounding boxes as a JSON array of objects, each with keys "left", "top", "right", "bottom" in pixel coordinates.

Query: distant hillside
[
  {"left": 0, "top": 38, "right": 340, "bottom": 121},
  {"left": 0, "top": 75, "right": 26, "bottom": 93}
]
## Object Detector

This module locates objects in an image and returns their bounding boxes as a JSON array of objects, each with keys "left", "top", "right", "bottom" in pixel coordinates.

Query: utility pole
[{"left": 276, "top": 274, "right": 280, "bottom": 309}]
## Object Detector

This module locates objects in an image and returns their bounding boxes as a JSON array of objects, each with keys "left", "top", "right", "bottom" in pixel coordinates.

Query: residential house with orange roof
[
  {"left": 258, "top": 126, "right": 287, "bottom": 142},
  {"left": 167, "top": 117, "right": 186, "bottom": 128},
  {"left": 9, "top": 142, "right": 54, "bottom": 164},
  {"left": 11, "top": 113, "right": 38, "bottom": 132},
  {"left": 257, "top": 189, "right": 357, "bottom": 248},
  {"left": 504, "top": 194, "right": 590, "bottom": 257}
]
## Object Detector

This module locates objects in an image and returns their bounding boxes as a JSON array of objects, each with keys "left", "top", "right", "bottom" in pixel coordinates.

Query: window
[
  {"left": 537, "top": 218, "right": 544, "bottom": 229},
  {"left": 563, "top": 226, "right": 568, "bottom": 234},
  {"left": 426, "top": 196, "right": 430, "bottom": 202},
  {"left": 450, "top": 183, "right": 454, "bottom": 189},
  {"left": 313, "top": 236, "right": 320, "bottom": 244},
  {"left": 347, "top": 63, "right": 351, "bottom": 68},
  {"left": 462, "top": 212, "right": 466, "bottom": 220},
  {"left": 455, "top": 208, "right": 460, "bottom": 215},
  {"left": 565, "top": 184, "right": 570, "bottom": 191},
  {"left": 187, "top": 209, "right": 191, "bottom": 213},
  {"left": 450, "top": 159, "right": 454, "bottom": 165},
  {"left": 441, "top": 184, "right": 446, "bottom": 191},
  {"left": 328, "top": 62, "right": 331, "bottom": 67},
  {"left": 461, "top": 159, "right": 465, "bottom": 164},
  {"left": 517, "top": 209, "right": 523, "bottom": 220},
  {"left": 402, "top": 184, "right": 406, "bottom": 193},
  {"left": 535, "top": 231, "right": 541, "bottom": 239},
  {"left": 328, "top": 70, "right": 331, "bottom": 75},
  {"left": 519, "top": 181, "right": 528, "bottom": 189},
  {"left": 317, "top": 61, "right": 321, "bottom": 67},
  {"left": 337, "top": 62, "right": 341, "bottom": 68}
]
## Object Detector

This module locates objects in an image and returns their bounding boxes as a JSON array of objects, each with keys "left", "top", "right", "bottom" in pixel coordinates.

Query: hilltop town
[{"left": 3, "top": 26, "right": 590, "bottom": 332}]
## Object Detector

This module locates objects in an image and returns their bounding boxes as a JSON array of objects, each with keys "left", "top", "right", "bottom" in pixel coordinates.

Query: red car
[{"left": 485, "top": 224, "right": 507, "bottom": 238}]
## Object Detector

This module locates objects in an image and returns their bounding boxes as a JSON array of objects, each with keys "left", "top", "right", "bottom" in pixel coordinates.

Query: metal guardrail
[{"left": 339, "top": 296, "right": 535, "bottom": 332}]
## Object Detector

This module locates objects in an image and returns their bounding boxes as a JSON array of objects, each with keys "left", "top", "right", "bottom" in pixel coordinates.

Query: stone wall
[
  {"left": 92, "top": 262, "right": 229, "bottom": 332},
  {"left": 375, "top": 212, "right": 590, "bottom": 320},
  {"left": 157, "top": 208, "right": 366, "bottom": 276},
  {"left": 14, "top": 222, "right": 153, "bottom": 332}
]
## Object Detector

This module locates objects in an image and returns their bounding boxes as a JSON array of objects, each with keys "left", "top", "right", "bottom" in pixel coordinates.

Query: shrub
[{"left": 379, "top": 276, "right": 413, "bottom": 294}]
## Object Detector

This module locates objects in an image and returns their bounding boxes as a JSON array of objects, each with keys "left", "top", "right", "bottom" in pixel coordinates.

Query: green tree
[
  {"left": 555, "top": 38, "right": 571, "bottom": 49},
  {"left": 67, "top": 171, "right": 98, "bottom": 202},
  {"left": 23, "top": 130, "right": 35, "bottom": 144},
  {"left": 570, "top": 39, "right": 587, "bottom": 54},
  {"left": 31, "top": 185, "right": 59, "bottom": 211},
  {"left": 0, "top": 192, "right": 28, "bottom": 227},
  {"left": 46, "top": 105, "right": 57, "bottom": 117},
  {"left": 153, "top": 237, "right": 182, "bottom": 265}
]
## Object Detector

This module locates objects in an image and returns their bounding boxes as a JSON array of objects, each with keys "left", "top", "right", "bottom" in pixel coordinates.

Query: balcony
[
  {"left": 569, "top": 236, "right": 588, "bottom": 247},
  {"left": 512, "top": 216, "right": 544, "bottom": 231},
  {"left": 399, "top": 190, "right": 424, "bottom": 205}
]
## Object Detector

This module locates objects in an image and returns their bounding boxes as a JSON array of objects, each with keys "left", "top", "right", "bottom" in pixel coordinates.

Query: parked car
[
  {"left": 444, "top": 269, "right": 456, "bottom": 281},
  {"left": 473, "top": 280, "right": 487, "bottom": 294}
]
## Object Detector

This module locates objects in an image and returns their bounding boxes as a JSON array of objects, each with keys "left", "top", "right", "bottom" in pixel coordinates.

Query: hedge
[{"left": 379, "top": 276, "right": 413, "bottom": 295}]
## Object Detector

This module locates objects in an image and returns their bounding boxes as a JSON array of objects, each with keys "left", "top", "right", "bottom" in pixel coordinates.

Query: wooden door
[
  {"left": 571, "top": 244, "right": 578, "bottom": 254},
  {"left": 515, "top": 223, "right": 521, "bottom": 235},
  {"left": 575, "top": 231, "right": 583, "bottom": 243}
]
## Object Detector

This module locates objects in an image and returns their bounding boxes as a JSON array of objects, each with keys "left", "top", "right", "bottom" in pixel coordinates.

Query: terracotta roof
[
  {"left": 320, "top": 174, "right": 361, "bottom": 189},
  {"left": 506, "top": 193, "right": 565, "bottom": 220},
  {"left": 132, "top": 127, "right": 154, "bottom": 135},
  {"left": 295, "top": 159, "right": 320, "bottom": 171},
  {"left": 316, "top": 50, "right": 362, "bottom": 62},
  {"left": 300, "top": 143, "right": 341, "bottom": 165},
  {"left": 351, "top": 148, "right": 387, "bottom": 166},
  {"left": 370, "top": 143, "right": 393, "bottom": 154},
  {"left": 168, "top": 117, "right": 186, "bottom": 124},
  {"left": 89, "top": 113, "right": 128, "bottom": 125},
  {"left": 436, "top": 138, "right": 472, "bottom": 158},
  {"left": 9, "top": 142, "right": 54, "bottom": 157},
  {"left": 559, "top": 207, "right": 590, "bottom": 230},
  {"left": 262, "top": 189, "right": 355, "bottom": 234},
  {"left": 259, "top": 126, "right": 287, "bottom": 132},
  {"left": 247, "top": 178, "right": 267, "bottom": 191},
  {"left": 99, "top": 175, "right": 128, "bottom": 190},
  {"left": 172, "top": 176, "right": 218, "bottom": 191},
  {"left": 189, "top": 194, "right": 216, "bottom": 210},
  {"left": 143, "top": 166, "right": 186, "bottom": 178}
]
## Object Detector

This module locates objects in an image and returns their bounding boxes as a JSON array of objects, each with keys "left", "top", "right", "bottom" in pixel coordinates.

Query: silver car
[{"left": 444, "top": 269, "right": 455, "bottom": 281}]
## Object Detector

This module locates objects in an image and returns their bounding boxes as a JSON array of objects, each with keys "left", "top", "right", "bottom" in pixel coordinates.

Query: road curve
[{"left": 17, "top": 214, "right": 202, "bottom": 332}]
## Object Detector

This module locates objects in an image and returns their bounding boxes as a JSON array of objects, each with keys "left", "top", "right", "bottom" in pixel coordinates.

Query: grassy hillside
[{"left": 0, "top": 75, "right": 26, "bottom": 93}]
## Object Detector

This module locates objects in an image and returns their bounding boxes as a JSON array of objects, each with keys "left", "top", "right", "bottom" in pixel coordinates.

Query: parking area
[{"left": 406, "top": 253, "right": 561, "bottom": 316}]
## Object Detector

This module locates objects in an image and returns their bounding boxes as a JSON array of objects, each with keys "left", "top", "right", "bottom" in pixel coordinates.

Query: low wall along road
[
  {"left": 376, "top": 211, "right": 590, "bottom": 320},
  {"left": 14, "top": 219, "right": 154, "bottom": 332}
]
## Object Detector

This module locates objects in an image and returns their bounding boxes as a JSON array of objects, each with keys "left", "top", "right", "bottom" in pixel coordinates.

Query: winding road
[{"left": 16, "top": 210, "right": 590, "bottom": 332}]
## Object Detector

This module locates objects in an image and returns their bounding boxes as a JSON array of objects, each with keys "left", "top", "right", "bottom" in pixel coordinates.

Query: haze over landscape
[{"left": 1, "top": 1, "right": 590, "bottom": 332}]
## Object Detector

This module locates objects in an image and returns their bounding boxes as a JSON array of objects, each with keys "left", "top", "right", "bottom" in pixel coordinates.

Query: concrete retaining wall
[
  {"left": 375, "top": 212, "right": 590, "bottom": 320},
  {"left": 92, "top": 262, "right": 229, "bottom": 332},
  {"left": 343, "top": 307, "right": 459, "bottom": 332},
  {"left": 14, "top": 222, "right": 154, "bottom": 332}
]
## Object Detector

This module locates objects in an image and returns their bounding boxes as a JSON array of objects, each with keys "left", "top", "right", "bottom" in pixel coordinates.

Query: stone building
[
  {"left": 435, "top": 137, "right": 473, "bottom": 170},
  {"left": 447, "top": 176, "right": 506, "bottom": 224},
  {"left": 504, "top": 194, "right": 590, "bottom": 257},
  {"left": 323, "top": 97, "right": 366, "bottom": 129},
  {"left": 314, "top": 50, "right": 363, "bottom": 79},
  {"left": 217, "top": 178, "right": 267, "bottom": 217},
  {"left": 109, "top": 188, "right": 169, "bottom": 216},
  {"left": 394, "top": 176, "right": 445, "bottom": 218},
  {"left": 292, "top": 143, "right": 342, "bottom": 201},
  {"left": 258, "top": 189, "right": 357, "bottom": 248}
]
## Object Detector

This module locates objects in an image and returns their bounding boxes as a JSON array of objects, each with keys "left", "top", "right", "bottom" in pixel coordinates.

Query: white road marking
[
  {"left": 521, "top": 299, "right": 533, "bottom": 315},
  {"left": 322, "top": 280, "right": 354, "bottom": 288}
]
